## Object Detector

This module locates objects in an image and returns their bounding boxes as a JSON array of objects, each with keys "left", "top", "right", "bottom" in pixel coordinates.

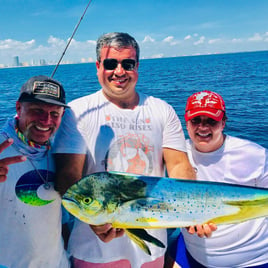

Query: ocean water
[{"left": 0, "top": 50, "right": 267, "bottom": 148}]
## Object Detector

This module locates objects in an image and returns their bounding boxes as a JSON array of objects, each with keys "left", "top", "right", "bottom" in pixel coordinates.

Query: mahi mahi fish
[{"left": 62, "top": 171, "right": 268, "bottom": 254}]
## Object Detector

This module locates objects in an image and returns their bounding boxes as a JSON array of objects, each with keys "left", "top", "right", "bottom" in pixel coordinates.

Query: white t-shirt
[
  {"left": 53, "top": 90, "right": 187, "bottom": 268},
  {"left": 182, "top": 135, "right": 268, "bottom": 268},
  {"left": 0, "top": 119, "right": 70, "bottom": 268}
]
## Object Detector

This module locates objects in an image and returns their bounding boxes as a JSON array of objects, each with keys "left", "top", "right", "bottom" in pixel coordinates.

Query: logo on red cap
[{"left": 185, "top": 91, "right": 225, "bottom": 121}]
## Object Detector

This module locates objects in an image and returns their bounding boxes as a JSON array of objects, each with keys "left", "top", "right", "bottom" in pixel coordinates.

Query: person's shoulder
[
  {"left": 69, "top": 91, "right": 100, "bottom": 104},
  {"left": 226, "top": 135, "right": 265, "bottom": 152},
  {"left": 144, "top": 93, "right": 168, "bottom": 103},
  {"left": 186, "top": 138, "right": 192, "bottom": 146},
  {"left": 68, "top": 90, "right": 101, "bottom": 110},
  {"left": 185, "top": 139, "right": 192, "bottom": 150},
  {"left": 142, "top": 93, "right": 172, "bottom": 108}
]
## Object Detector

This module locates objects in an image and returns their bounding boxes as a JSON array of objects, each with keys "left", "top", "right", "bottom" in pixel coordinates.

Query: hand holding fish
[
  {"left": 0, "top": 139, "right": 26, "bottom": 182},
  {"left": 90, "top": 223, "right": 125, "bottom": 242},
  {"left": 187, "top": 223, "right": 217, "bottom": 238}
]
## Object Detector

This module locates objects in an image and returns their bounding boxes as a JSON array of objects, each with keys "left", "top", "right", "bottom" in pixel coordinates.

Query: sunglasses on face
[
  {"left": 190, "top": 117, "right": 219, "bottom": 127},
  {"left": 102, "top": 58, "right": 136, "bottom": 71}
]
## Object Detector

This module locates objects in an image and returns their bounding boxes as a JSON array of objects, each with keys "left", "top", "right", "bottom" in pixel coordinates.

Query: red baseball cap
[{"left": 185, "top": 90, "right": 225, "bottom": 121}]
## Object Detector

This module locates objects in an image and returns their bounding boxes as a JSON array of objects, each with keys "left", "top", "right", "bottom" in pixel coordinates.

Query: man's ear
[
  {"left": 221, "top": 120, "right": 226, "bottom": 130},
  {"left": 15, "top": 101, "right": 22, "bottom": 117}
]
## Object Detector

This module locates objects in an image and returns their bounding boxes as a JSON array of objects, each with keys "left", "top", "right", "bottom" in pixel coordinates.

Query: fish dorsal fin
[{"left": 209, "top": 197, "right": 268, "bottom": 225}]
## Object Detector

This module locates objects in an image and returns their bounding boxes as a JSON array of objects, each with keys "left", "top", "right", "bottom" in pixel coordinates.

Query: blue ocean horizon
[{"left": 0, "top": 50, "right": 267, "bottom": 148}]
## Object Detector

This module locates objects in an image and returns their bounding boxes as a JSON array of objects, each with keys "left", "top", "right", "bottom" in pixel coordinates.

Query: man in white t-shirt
[
  {"left": 175, "top": 90, "right": 268, "bottom": 268},
  {"left": 52, "top": 32, "right": 201, "bottom": 268},
  {"left": 0, "top": 75, "right": 70, "bottom": 267}
]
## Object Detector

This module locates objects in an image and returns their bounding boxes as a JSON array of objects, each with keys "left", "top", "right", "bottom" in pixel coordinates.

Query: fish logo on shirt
[{"left": 15, "top": 170, "right": 55, "bottom": 206}]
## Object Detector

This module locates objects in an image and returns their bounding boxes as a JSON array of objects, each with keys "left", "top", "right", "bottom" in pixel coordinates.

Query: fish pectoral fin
[
  {"left": 128, "top": 228, "right": 165, "bottom": 248},
  {"left": 126, "top": 228, "right": 165, "bottom": 255},
  {"left": 210, "top": 198, "right": 268, "bottom": 225},
  {"left": 125, "top": 229, "right": 151, "bottom": 255}
]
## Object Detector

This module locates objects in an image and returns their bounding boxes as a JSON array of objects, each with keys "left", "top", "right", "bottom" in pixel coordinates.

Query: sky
[{"left": 1, "top": 0, "right": 268, "bottom": 66}]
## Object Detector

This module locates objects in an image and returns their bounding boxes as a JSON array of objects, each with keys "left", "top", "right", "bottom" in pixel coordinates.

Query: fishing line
[{"left": 51, "top": 0, "right": 93, "bottom": 78}]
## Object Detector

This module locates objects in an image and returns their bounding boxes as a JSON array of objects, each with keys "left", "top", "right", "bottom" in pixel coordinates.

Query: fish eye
[{"left": 83, "top": 197, "right": 92, "bottom": 204}]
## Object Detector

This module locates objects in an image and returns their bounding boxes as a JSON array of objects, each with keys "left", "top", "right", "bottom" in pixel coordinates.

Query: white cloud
[
  {"left": 208, "top": 38, "right": 221, "bottom": 44},
  {"left": 184, "top": 35, "right": 192, "bottom": 40},
  {"left": 264, "top": 32, "right": 268, "bottom": 42},
  {"left": 0, "top": 36, "right": 97, "bottom": 66},
  {"left": 247, "top": 32, "right": 268, "bottom": 42},
  {"left": 142, "top": 35, "right": 155, "bottom": 43},
  {"left": 87, "top": 40, "right": 97, "bottom": 45},
  {"left": 231, "top": 38, "right": 243, "bottom": 43},
  {"left": 68, "top": 38, "right": 96, "bottom": 49},
  {"left": 1, "top": 31, "right": 268, "bottom": 67},
  {"left": 47, "top": 35, "right": 66, "bottom": 47},
  {"left": 162, "top": 36, "right": 179, "bottom": 46},
  {"left": 194, "top": 36, "right": 205, "bottom": 45},
  {"left": 248, "top": 33, "right": 262, "bottom": 42},
  {"left": 163, "top": 36, "right": 174, "bottom": 43},
  {"left": 0, "top": 39, "right": 35, "bottom": 50}
]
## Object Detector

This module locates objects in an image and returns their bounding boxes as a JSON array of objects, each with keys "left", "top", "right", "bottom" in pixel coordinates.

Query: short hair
[
  {"left": 96, "top": 32, "right": 140, "bottom": 62},
  {"left": 222, "top": 112, "right": 228, "bottom": 121}
]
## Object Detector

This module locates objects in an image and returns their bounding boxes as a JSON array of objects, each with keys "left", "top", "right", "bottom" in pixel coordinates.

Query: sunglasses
[
  {"left": 190, "top": 117, "right": 219, "bottom": 127},
  {"left": 102, "top": 58, "right": 136, "bottom": 71}
]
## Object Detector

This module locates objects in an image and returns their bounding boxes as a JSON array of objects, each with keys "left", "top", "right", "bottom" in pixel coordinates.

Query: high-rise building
[{"left": 13, "top": 56, "right": 20, "bottom": 67}]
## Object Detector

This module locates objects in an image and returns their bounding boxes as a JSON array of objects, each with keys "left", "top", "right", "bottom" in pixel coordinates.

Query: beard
[{"left": 23, "top": 122, "right": 56, "bottom": 144}]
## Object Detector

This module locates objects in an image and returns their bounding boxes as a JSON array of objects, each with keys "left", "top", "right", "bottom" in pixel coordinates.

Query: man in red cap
[{"left": 174, "top": 90, "right": 268, "bottom": 267}]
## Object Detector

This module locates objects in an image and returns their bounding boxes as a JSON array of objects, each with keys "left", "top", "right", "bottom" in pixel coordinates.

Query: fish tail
[{"left": 211, "top": 197, "right": 268, "bottom": 225}]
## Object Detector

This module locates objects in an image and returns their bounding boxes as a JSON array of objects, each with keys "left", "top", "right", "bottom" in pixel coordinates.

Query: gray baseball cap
[{"left": 18, "top": 75, "right": 69, "bottom": 107}]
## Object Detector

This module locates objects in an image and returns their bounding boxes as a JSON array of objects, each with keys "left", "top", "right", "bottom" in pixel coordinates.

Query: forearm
[
  {"left": 54, "top": 153, "right": 86, "bottom": 195},
  {"left": 163, "top": 148, "right": 196, "bottom": 180},
  {"left": 168, "top": 159, "right": 196, "bottom": 180}
]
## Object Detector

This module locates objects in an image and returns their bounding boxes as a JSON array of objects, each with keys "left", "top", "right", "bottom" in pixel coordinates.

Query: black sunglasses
[
  {"left": 190, "top": 117, "right": 219, "bottom": 127},
  {"left": 103, "top": 58, "right": 136, "bottom": 71}
]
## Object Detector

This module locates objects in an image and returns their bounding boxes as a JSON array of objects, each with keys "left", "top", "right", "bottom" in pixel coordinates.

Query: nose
[
  {"left": 114, "top": 63, "right": 125, "bottom": 75},
  {"left": 200, "top": 121, "right": 208, "bottom": 126},
  {"left": 199, "top": 121, "right": 211, "bottom": 128},
  {"left": 39, "top": 112, "right": 52, "bottom": 124}
]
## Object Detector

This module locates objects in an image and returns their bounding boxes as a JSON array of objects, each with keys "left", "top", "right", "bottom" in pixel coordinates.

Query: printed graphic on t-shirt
[
  {"left": 15, "top": 170, "right": 56, "bottom": 206},
  {"left": 105, "top": 114, "right": 152, "bottom": 131},
  {"left": 105, "top": 133, "right": 154, "bottom": 175}
]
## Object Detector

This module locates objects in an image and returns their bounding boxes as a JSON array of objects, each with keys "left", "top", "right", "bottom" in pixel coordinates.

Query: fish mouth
[
  {"left": 62, "top": 195, "right": 82, "bottom": 218},
  {"left": 62, "top": 195, "right": 75, "bottom": 202},
  {"left": 62, "top": 193, "right": 79, "bottom": 207}
]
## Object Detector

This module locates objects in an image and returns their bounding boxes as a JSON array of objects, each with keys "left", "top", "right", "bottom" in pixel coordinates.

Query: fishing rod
[{"left": 51, "top": 0, "right": 93, "bottom": 78}]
